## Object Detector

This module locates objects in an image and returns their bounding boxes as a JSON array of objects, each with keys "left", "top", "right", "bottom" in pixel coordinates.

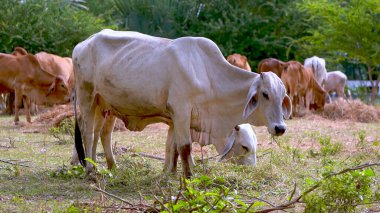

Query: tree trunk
[{"left": 368, "top": 63, "right": 380, "bottom": 104}]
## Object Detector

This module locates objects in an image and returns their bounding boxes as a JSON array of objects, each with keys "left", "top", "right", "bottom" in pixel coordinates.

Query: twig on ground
[
  {"left": 134, "top": 152, "right": 165, "bottom": 161},
  {"left": 288, "top": 182, "right": 297, "bottom": 201},
  {"left": 0, "top": 159, "right": 30, "bottom": 167},
  {"left": 91, "top": 184, "right": 133, "bottom": 206},
  {"left": 153, "top": 194, "right": 171, "bottom": 212}
]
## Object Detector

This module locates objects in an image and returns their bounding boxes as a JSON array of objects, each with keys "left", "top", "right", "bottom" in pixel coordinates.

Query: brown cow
[
  {"left": 35, "top": 52, "right": 74, "bottom": 87},
  {"left": 280, "top": 61, "right": 326, "bottom": 116},
  {"left": 257, "top": 58, "right": 286, "bottom": 77},
  {"left": 226, "top": 53, "right": 252, "bottom": 71},
  {"left": 0, "top": 52, "right": 73, "bottom": 124},
  {"left": 1, "top": 47, "right": 31, "bottom": 115}
]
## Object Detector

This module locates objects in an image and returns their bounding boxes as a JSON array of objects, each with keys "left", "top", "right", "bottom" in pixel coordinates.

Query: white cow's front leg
[{"left": 171, "top": 112, "right": 193, "bottom": 178}]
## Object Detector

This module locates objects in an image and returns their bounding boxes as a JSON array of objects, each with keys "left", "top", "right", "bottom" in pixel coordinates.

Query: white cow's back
[{"left": 304, "top": 56, "right": 327, "bottom": 87}]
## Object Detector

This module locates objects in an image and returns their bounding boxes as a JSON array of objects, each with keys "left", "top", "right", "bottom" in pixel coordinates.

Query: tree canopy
[
  {"left": 0, "top": 0, "right": 106, "bottom": 56},
  {"left": 297, "top": 0, "right": 380, "bottom": 102}
]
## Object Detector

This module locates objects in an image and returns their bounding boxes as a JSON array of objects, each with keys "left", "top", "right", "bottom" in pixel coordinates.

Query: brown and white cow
[
  {"left": 257, "top": 58, "right": 286, "bottom": 77},
  {"left": 0, "top": 52, "right": 72, "bottom": 124},
  {"left": 72, "top": 29, "right": 291, "bottom": 177},
  {"left": 280, "top": 61, "right": 326, "bottom": 116},
  {"left": 324, "top": 71, "right": 347, "bottom": 99},
  {"left": 226, "top": 53, "right": 252, "bottom": 71}
]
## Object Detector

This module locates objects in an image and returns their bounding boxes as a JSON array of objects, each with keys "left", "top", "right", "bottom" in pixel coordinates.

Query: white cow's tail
[{"left": 74, "top": 90, "right": 86, "bottom": 167}]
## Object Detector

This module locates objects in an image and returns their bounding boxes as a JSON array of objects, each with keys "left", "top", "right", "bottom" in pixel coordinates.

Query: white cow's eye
[
  {"left": 262, "top": 92, "right": 269, "bottom": 100},
  {"left": 242, "top": 145, "right": 249, "bottom": 152}
]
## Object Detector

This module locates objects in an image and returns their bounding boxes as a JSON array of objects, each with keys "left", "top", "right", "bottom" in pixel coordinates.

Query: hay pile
[
  {"left": 319, "top": 99, "right": 380, "bottom": 123},
  {"left": 34, "top": 104, "right": 74, "bottom": 126},
  {"left": 34, "top": 104, "right": 127, "bottom": 131}
]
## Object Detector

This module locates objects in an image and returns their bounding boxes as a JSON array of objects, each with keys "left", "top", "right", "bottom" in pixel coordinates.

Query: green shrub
[
  {"left": 303, "top": 168, "right": 375, "bottom": 212},
  {"left": 0, "top": 0, "right": 109, "bottom": 56},
  {"left": 48, "top": 118, "right": 75, "bottom": 145},
  {"left": 157, "top": 175, "right": 265, "bottom": 212},
  {"left": 50, "top": 164, "right": 86, "bottom": 179},
  {"left": 319, "top": 136, "right": 342, "bottom": 157}
]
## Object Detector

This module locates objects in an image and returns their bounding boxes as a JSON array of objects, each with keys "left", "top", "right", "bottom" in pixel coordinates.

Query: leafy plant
[
  {"left": 48, "top": 118, "right": 75, "bottom": 145},
  {"left": 354, "top": 130, "right": 367, "bottom": 151},
  {"left": 319, "top": 135, "right": 342, "bottom": 156},
  {"left": 303, "top": 168, "right": 376, "bottom": 212},
  {"left": 157, "top": 175, "right": 265, "bottom": 212},
  {"left": 50, "top": 163, "right": 86, "bottom": 179}
]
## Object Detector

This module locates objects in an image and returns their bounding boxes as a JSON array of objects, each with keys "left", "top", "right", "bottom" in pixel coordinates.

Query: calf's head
[
  {"left": 243, "top": 72, "right": 292, "bottom": 136},
  {"left": 219, "top": 124, "right": 257, "bottom": 166}
]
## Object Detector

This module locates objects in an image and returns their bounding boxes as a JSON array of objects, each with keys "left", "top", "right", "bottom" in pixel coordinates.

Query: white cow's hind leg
[
  {"left": 100, "top": 114, "right": 116, "bottom": 169},
  {"left": 77, "top": 87, "right": 97, "bottom": 173},
  {"left": 92, "top": 107, "right": 106, "bottom": 163}
]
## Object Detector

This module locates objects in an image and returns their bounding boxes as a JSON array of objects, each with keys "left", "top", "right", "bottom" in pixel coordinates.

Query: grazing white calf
[
  {"left": 324, "top": 71, "right": 347, "bottom": 99},
  {"left": 304, "top": 56, "right": 327, "bottom": 87},
  {"left": 72, "top": 29, "right": 291, "bottom": 177},
  {"left": 219, "top": 124, "right": 257, "bottom": 166},
  {"left": 161, "top": 124, "right": 258, "bottom": 170}
]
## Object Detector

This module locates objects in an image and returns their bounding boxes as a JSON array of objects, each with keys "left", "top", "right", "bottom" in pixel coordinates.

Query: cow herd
[
  {"left": 0, "top": 47, "right": 74, "bottom": 124},
  {"left": 230, "top": 54, "right": 348, "bottom": 117},
  {"left": 1, "top": 29, "right": 348, "bottom": 178}
]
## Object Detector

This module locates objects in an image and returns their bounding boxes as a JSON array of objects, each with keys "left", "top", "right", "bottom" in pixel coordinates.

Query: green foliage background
[
  {"left": 0, "top": 0, "right": 378, "bottom": 74},
  {"left": 0, "top": 0, "right": 107, "bottom": 56}
]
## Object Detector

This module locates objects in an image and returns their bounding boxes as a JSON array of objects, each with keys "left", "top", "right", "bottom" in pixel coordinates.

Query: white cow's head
[
  {"left": 242, "top": 72, "right": 291, "bottom": 136},
  {"left": 219, "top": 124, "right": 257, "bottom": 166}
]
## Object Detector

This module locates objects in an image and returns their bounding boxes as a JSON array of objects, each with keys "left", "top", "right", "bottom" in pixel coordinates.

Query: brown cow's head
[
  {"left": 310, "top": 77, "right": 327, "bottom": 111},
  {"left": 46, "top": 76, "right": 71, "bottom": 104}
]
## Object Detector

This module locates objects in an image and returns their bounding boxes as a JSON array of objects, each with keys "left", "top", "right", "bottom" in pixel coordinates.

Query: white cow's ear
[
  {"left": 282, "top": 94, "right": 292, "bottom": 119},
  {"left": 219, "top": 131, "right": 237, "bottom": 161},
  {"left": 242, "top": 77, "right": 260, "bottom": 120}
]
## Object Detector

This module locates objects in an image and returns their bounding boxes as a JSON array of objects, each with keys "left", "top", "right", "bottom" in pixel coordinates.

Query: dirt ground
[{"left": 8, "top": 99, "right": 380, "bottom": 159}]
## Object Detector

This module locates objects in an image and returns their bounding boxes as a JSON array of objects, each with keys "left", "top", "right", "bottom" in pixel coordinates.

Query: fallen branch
[
  {"left": 91, "top": 185, "right": 133, "bottom": 206},
  {"left": 52, "top": 111, "right": 74, "bottom": 127},
  {"left": 0, "top": 159, "right": 30, "bottom": 167},
  {"left": 254, "top": 161, "right": 380, "bottom": 213},
  {"left": 134, "top": 152, "right": 165, "bottom": 161}
]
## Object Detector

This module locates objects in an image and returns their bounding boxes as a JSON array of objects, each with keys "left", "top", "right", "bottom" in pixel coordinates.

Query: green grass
[{"left": 0, "top": 113, "right": 379, "bottom": 212}]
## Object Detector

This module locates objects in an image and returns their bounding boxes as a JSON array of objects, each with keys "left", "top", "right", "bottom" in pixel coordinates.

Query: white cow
[
  {"left": 304, "top": 56, "right": 327, "bottom": 87},
  {"left": 324, "top": 71, "right": 347, "bottom": 99},
  {"left": 72, "top": 29, "right": 291, "bottom": 177}
]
